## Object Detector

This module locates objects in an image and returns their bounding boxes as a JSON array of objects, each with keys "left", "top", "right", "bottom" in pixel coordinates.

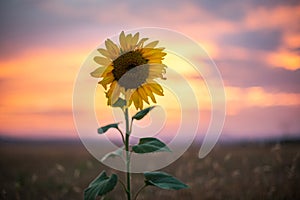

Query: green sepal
[
  {"left": 84, "top": 171, "right": 118, "bottom": 200},
  {"left": 98, "top": 123, "right": 119, "bottom": 134},
  {"left": 112, "top": 98, "right": 126, "bottom": 109},
  {"left": 132, "top": 106, "right": 155, "bottom": 120},
  {"left": 132, "top": 137, "right": 171, "bottom": 154},
  {"left": 144, "top": 171, "right": 188, "bottom": 190}
]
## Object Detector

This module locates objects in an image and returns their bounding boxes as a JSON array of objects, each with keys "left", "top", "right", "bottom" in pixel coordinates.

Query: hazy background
[{"left": 0, "top": 0, "right": 299, "bottom": 141}]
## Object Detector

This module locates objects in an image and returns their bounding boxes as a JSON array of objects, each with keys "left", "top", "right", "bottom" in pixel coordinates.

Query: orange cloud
[
  {"left": 284, "top": 32, "right": 300, "bottom": 49},
  {"left": 266, "top": 28, "right": 300, "bottom": 71},
  {"left": 226, "top": 86, "right": 300, "bottom": 115},
  {"left": 266, "top": 50, "right": 300, "bottom": 70},
  {"left": 243, "top": 5, "right": 300, "bottom": 31}
]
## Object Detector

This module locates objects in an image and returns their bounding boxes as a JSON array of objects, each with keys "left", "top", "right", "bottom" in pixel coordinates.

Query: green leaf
[
  {"left": 98, "top": 123, "right": 119, "bottom": 134},
  {"left": 132, "top": 106, "right": 155, "bottom": 120},
  {"left": 101, "top": 147, "right": 124, "bottom": 162},
  {"left": 144, "top": 171, "right": 188, "bottom": 190},
  {"left": 84, "top": 171, "right": 118, "bottom": 200},
  {"left": 112, "top": 98, "right": 126, "bottom": 109},
  {"left": 132, "top": 137, "right": 171, "bottom": 154}
]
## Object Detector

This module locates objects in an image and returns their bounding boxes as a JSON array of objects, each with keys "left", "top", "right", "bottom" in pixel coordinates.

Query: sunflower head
[{"left": 91, "top": 31, "right": 167, "bottom": 110}]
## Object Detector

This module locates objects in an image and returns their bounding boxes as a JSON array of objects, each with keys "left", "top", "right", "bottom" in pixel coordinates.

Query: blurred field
[{"left": 0, "top": 140, "right": 299, "bottom": 200}]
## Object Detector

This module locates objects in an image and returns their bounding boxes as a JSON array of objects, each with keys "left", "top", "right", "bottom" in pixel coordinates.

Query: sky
[{"left": 0, "top": 0, "right": 299, "bottom": 140}]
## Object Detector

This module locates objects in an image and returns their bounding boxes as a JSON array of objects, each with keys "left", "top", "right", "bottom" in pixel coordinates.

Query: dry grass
[{"left": 0, "top": 141, "right": 299, "bottom": 200}]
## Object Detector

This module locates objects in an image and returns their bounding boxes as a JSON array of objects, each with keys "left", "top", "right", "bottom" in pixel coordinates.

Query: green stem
[
  {"left": 130, "top": 118, "right": 133, "bottom": 133},
  {"left": 124, "top": 107, "right": 131, "bottom": 200},
  {"left": 133, "top": 184, "right": 147, "bottom": 200}
]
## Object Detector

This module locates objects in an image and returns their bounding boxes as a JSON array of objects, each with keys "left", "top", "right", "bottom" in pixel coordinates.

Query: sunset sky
[{"left": 0, "top": 0, "right": 299, "bottom": 140}]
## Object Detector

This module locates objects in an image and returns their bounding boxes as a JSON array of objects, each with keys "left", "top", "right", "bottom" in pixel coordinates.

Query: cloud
[
  {"left": 221, "top": 29, "right": 283, "bottom": 51},
  {"left": 242, "top": 4, "right": 300, "bottom": 31},
  {"left": 266, "top": 50, "right": 300, "bottom": 70},
  {"left": 225, "top": 86, "right": 300, "bottom": 115},
  {"left": 217, "top": 59, "right": 300, "bottom": 93}
]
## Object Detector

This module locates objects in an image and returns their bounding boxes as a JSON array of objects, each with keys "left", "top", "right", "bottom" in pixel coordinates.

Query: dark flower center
[{"left": 112, "top": 51, "right": 149, "bottom": 90}]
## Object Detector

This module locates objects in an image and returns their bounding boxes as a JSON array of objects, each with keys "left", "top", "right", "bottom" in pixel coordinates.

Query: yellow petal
[
  {"left": 90, "top": 67, "right": 105, "bottom": 78},
  {"left": 137, "top": 87, "right": 149, "bottom": 104},
  {"left": 142, "top": 49, "right": 164, "bottom": 57},
  {"left": 139, "top": 97, "right": 143, "bottom": 109},
  {"left": 102, "top": 65, "right": 114, "bottom": 75},
  {"left": 144, "top": 40, "right": 159, "bottom": 48},
  {"left": 151, "top": 88, "right": 163, "bottom": 96},
  {"left": 97, "top": 48, "right": 111, "bottom": 59},
  {"left": 132, "top": 90, "right": 143, "bottom": 110},
  {"left": 119, "top": 31, "right": 127, "bottom": 51},
  {"left": 157, "top": 47, "right": 165, "bottom": 51},
  {"left": 125, "top": 89, "right": 132, "bottom": 101},
  {"left": 94, "top": 56, "right": 111, "bottom": 66},
  {"left": 106, "top": 39, "right": 119, "bottom": 52},
  {"left": 141, "top": 48, "right": 155, "bottom": 56},
  {"left": 106, "top": 81, "right": 116, "bottom": 98},
  {"left": 137, "top": 38, "right": 149, "bottom": 48},
  {"left": 143, "top": 85, "right": 156, "bottom": 103},
  {"left": 149, "top": 64, "right": 167, "bottom": 71},
  {"left": 93, "top": 65, "right": 114, "bottom": 79},
  {"left": 148, "top": 74, "right": 161, "bottom": 79},
  {"left": 125, "top": 90, "right": 133, "bottom": 107},
  {"left": 131, "top": 32, "right": 139, "bottom": 47},
  {"left": 125, "top": 34, "right": 132, "bottom": 51},
  {"left": 126, "top": 33, "right": 132, "bottom": 41},
  {"left": 148, "top": 59, "right": 163, "bottom": 64},
  {"left": 148, "top": 72, "right": 163, "bottom": 79},
  {"left": 110, "top": 82, "right": 121, "bottom": 105},
  {"left": 105, "top": 39, "right": 119, "bottom": 58},
  {"left": 128, "top": 99, "right": 132, "bottom": 107},
  {"left": 120, "top": 86, "right": 126, "bottom": 95},
  {"left": 151, "top": 82, "right": 163, "bottom": 91},
  {"left": 148, "top": 82, "right": 164, "bottom": 96},
  {"left": 106, "top": 81, "right": 117, "bottom": 106},
  {"left": 132, "top": 91, "right": 140, "bottom": 109},
  {"left": 98, "top": 74, "right": 114, "bottom": 89},
  {"left": 148, "top": 69, "right": 164, "bottom": 76},
  {"left": 145, "top": 52, "right": 167, "bottom": 60},
  {"left": 136, "top": 91, "right": 143, "bottom": 110}
]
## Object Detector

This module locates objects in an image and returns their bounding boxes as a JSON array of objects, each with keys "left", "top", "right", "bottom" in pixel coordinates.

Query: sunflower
[{"left": 91, "top": 31, "right": 167, "bottom": 110}]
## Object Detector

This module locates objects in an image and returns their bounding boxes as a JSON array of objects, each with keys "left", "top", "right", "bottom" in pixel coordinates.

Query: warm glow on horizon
[{"left": 225, "top": 87, "right": 300, "bottom": 115}]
